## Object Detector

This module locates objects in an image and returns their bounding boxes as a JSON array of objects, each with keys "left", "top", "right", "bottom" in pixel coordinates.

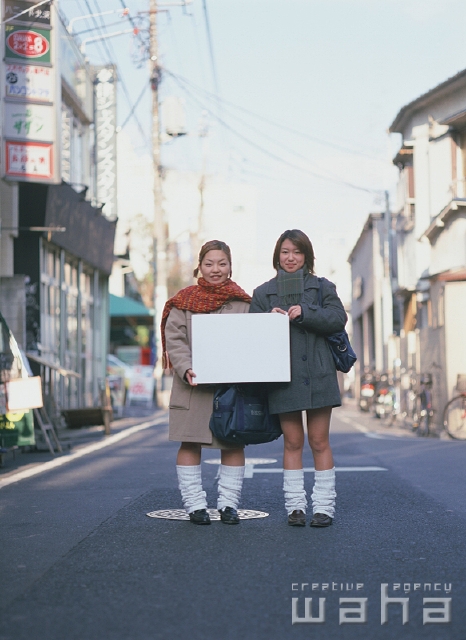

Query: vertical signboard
[
  {"left": 1, "top": 0, "right": 59, "bottom": 183},
  {"left": 94, "top": 65, "right": 117, "bottom": 219}
]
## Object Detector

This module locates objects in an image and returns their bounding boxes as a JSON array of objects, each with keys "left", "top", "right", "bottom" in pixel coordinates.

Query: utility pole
[
  {"left": 193, "top": 111, "right": 209, "bottom": 260},
  {"left": 149, "top": 0, "right": 167, "bottom": 385}
]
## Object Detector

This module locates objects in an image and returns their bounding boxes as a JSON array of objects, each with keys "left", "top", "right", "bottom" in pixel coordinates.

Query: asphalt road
[{"left": 1, "top": 405, "right": 465, "bottom": 640}]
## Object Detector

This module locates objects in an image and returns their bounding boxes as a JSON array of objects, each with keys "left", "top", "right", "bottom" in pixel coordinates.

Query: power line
[
  {"left": 83, "top": 0, "right": 112, "bottom": 61},
  {"left": 58, "top": 2, "right": 147, "bottom": 147},
  {"left": 167, "top": 69, "right": 385, "bottom": 162},
  {"left": 166, "top": 70, "right": 380, "bottom": 194},
  {"left": 172, "top": 72, "right": 354, "bottom": 184},
  {"left": 116, "top": 0, "right": 146, "bottom": 50},
  {"left": 165, "top": 11, "right": 187, "bottom": 77},
  {"left": 189, "top": 11, "right": 207, "bottom": 87},
  {"left": 87, "top": 0, "right": 149, "bottom": 149},
  {"left": 199, "top": 1, "right": 228, "bottom": 150},
  {"left": 120, "top": 80, "right": 149, "bottom": 130},
  {"left": 201, "top": 0, "right": 219, "bottom": 95},
  {"left": 75, "top": 17, "right": 130, "bottom": 36},
  {"left": 74, "top": 0, "right": 106, "bottom": 62}
]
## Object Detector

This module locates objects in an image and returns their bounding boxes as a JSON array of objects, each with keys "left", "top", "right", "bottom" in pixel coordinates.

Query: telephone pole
[{"left": 149, "top": 0, "right": 167, "bottom": 380}]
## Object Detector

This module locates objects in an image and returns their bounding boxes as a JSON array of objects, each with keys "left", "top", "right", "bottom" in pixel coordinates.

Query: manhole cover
[{"left": 146, "top": 509, "right": 269, "bottom": 520}]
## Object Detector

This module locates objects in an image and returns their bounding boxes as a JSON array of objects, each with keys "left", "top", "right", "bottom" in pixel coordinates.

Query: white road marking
[
  {"left": 246, "top": 466, "right": 387, "bottom": 477},
  {"left": 0, "top": 414, "right": 168, "bottom": 490},
  {"left": 364, "top": 432, "right": 389, "bottom": 439},
  {"left": 205, "top": 458, "right": 278, "bottom": 478},
  {"left": 205, "top": 457, "right": 277, "bottom": 466}
]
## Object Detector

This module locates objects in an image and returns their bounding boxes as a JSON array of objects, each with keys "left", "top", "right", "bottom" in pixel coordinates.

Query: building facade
[
  {"left": 349, "top": 69, "right": 466, "bottom": 428},
  {"left": 0, "top": 3, "right": 116, "bottom": 411}
]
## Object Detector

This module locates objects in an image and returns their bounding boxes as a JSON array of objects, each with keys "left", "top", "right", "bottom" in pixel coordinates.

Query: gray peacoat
[
  {"left": 165, "top": 300, "right": 250, "bottom": 447},
  {"left": 249, "top": 274, "right": 347, "bottom": 414}
]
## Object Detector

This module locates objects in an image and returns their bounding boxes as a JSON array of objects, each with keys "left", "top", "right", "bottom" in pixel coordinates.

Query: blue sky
[{"left": 61, "top": 0, "right": 466, "bottom": 293}]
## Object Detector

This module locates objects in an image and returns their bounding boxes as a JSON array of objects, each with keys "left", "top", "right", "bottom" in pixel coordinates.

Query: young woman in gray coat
[
  {"left": 161, "top": 240, "right": 251, "bottom": 526},
  {"left": 250, "top": 229, "right": 347, "bottom": 528}
]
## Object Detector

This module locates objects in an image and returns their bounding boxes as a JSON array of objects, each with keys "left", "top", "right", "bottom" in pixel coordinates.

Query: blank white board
[{"left": 192, "top": 313, "right": 290, "bottom": 384}]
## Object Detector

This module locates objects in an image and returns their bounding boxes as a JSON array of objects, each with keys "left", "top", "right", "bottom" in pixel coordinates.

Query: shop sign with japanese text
[
  {"left": 3, "top": 0, "right": 51, "bottom": 26},
  {"left": 5, "top": 141, "right": 53, "bottom": 179},
  {"left": 94, "top": 65, "right": 117, "bottom": 218},
  {"left": 5, "top": 25, "right": 51, "bottom": 63},
  {"left": 4, "top": 102, "right": 54, "bottom": 141},
  {"left": 5, "top": 63, "right": 53, "bottom": 101}
]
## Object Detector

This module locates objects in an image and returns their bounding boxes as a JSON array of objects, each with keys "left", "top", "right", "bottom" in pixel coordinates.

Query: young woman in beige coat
[{"left": 161, "top": 240, "right": 251, "bottom": 525}]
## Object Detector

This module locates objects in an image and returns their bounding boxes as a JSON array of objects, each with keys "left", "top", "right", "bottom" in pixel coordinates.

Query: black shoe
[
  {"left": 219, "top": 507, "right": 240, "bottom": 524},
  {"left": 189, "top": 509, "right": 211, "bottom": 525},
  {"left": 310, "top": 512, "right": 333, "bottom": 527},
  {"left": 288, "top": 509, "right": 306, "bottom": 526}
]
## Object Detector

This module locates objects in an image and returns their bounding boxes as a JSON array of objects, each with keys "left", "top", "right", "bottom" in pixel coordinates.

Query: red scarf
[{"left": 160, "top": 277, "right": 251, "bottom": 369}]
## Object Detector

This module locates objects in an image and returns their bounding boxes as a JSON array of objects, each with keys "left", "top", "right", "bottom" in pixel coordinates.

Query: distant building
[
  {"left": 389, "top": 68, "right": 466, "bottom": 424},
  {"left": 348, "top": 213, "right": 393, "bottom": 396},
  {"left": 0, "top": 7, "right": 116, "bottom": 411},
  {"left": 349, "top": 69, "right": 466, "bottom": 426}
]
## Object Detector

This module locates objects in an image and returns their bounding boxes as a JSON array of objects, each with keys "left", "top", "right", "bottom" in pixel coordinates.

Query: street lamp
[
  {"left": 67, "top": 8, "right": 130, "bottom": 34},
  {"left": 80, "top": 29, "right": 137, "bottom": 55}
]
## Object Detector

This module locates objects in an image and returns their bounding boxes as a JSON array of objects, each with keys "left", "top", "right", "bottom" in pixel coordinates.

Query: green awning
[{"left": 109, "top": 294, "right": 154, "bottom": 317}]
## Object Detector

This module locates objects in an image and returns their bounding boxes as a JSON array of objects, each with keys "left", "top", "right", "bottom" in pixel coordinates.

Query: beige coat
[{"left": 165, "top": 300, "right": 250, "bottom": 447}]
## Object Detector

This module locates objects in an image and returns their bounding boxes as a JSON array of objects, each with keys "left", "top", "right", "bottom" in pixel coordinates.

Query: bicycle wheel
[
  {"left": 412, "top": 395, "right": 422, "bottom": 432},
  {"left": 444, "top": 396, "right": 466, "bottom": 440},
  {"left": 418, "top": 410, "right": 430, "bottom": 437},
  {"left": 414, "top": 392, "right": 431, "bottom": 436}
]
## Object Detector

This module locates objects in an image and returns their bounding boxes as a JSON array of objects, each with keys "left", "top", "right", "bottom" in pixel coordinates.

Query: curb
[{"left": 0, "top": 410, "right": 168, "bottom": 487}]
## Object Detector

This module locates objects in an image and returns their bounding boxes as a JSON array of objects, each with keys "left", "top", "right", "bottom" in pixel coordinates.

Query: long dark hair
[
  {"left": 272, "top": 229, "right": 315, "bottom": 273},
  {"left": 193, "top": 240, "right": 232, "bottom": 278}
]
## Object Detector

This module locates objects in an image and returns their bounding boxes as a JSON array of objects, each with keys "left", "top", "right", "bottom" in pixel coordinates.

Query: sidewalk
[
  {"left": 340, "top": 396, "right": 449, "bottom": 439},
  {"left": 0, "top": 405, "right": 167, "bottom": 479}
]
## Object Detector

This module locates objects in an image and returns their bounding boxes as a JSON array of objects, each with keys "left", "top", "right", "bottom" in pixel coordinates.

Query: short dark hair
[
  {"left": 272, "top": 229, "right": 315, "bottom": 273},
  {"left": 193, "top": 240, "right": 232, "bottom": 277}
]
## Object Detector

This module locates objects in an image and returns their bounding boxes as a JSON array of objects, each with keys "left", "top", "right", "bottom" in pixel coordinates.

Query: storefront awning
[{"left": 110, "top": 294, "right": 154, "bottom": 318}]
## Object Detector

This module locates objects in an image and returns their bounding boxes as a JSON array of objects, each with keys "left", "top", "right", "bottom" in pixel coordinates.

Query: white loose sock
[
  {"left": 283, "top": 469, "right": 307, "bottom": 515},
  {"left": 176, "top": 465, "right": 207, "bottom": 514},
  {"left": 311, "top": 467, "right": 336, "bottom": 518},
  {"left": 217, "top": 464, "right": 245, "bottom": 511}
]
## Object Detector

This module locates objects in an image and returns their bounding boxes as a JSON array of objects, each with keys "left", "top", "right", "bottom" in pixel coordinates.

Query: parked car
[
  {"left": 106, "top": 355, "right": 134, "bottom": 406},
  {"left": 107, "top": 354, "right": 133, "bottom": 379}
]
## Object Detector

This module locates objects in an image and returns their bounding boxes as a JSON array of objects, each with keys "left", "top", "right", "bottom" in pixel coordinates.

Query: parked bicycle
[
  {"left": 374, "top": 387, "right": 394, "bottom": 418},
  {"left": 373, "top": 374, "right": 396, "bottom": 422},
  {"left": 359, "top": 372, "right": 376, "bottom": 412},
  {"left": 443, "top": 374, "right": 466, "bottom": 440},
  {"left": 412, "top": 373, "right": 434, "bottom": 437}
]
